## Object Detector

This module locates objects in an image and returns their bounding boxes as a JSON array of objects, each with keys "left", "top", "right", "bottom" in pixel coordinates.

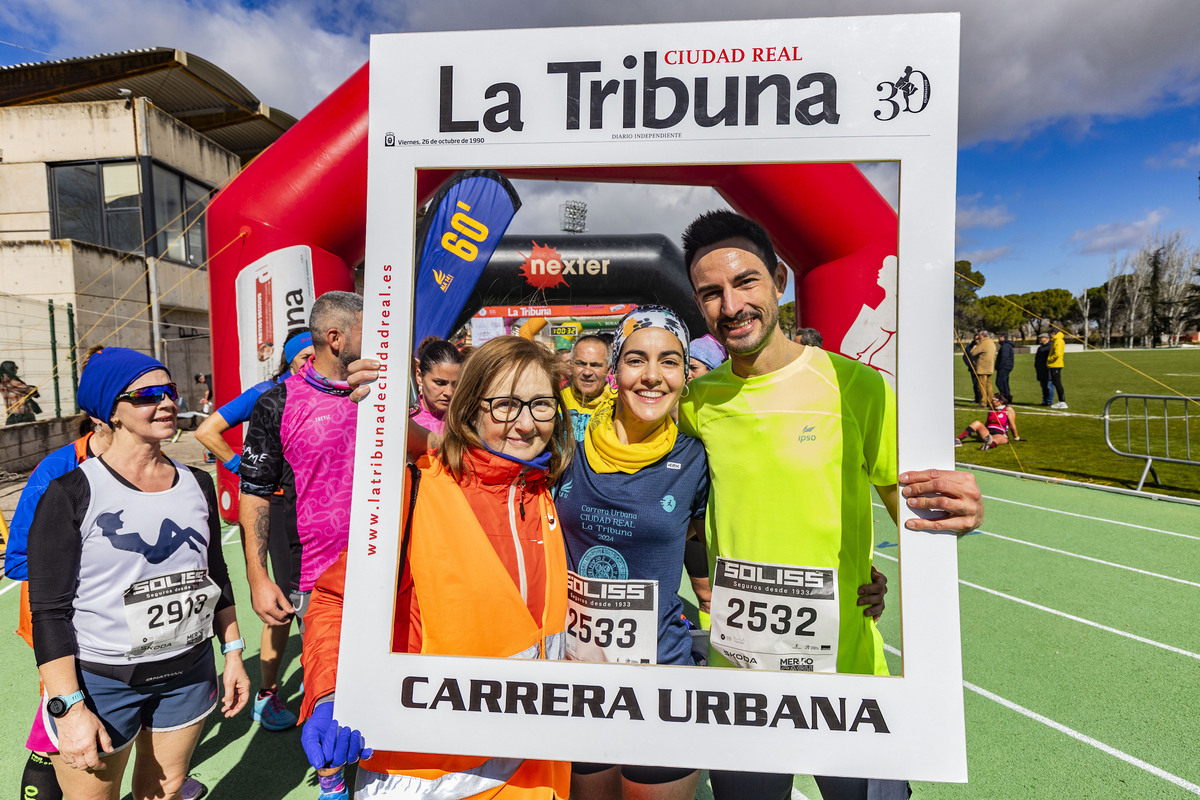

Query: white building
[{"left": 0, "top": 47, "right": 293, "bottom": 465}]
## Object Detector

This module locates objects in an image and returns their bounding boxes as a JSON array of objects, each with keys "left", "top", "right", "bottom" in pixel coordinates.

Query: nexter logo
[
  {"left": 798, "top": 424, "right": 817, "bottom": 443},
  {"left": 433, "top": 269, "right": 454, "bottom": 292}
]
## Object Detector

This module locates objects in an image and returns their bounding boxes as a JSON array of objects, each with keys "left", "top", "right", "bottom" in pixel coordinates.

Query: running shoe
[
  {"left": 318, "top": 771, "right": 349, "bottom": 800},
  {"left": 252, "top": 689, "right": 298, "bottom": 731},
  {"left": 180, "top": 777, "right": 208, "bottom": 800},
  {"left": 953, "top": 438, "right": 963, "bottom": 448},
  {"left": 1051, "top": 401, "right": 1068, "bottom": 409}
]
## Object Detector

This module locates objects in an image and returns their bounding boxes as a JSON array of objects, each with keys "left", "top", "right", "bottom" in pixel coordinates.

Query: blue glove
[
  {"left": 222, "top": 454, "right": 242, "bottom": 475},
  {"left": 301, "top": 703, "right": 372, "bottom": 770}
]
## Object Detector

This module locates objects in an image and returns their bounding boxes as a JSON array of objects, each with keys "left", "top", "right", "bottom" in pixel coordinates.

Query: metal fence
[{"left": 1103, "top": 394, "right": 1200, "bottom": 491}]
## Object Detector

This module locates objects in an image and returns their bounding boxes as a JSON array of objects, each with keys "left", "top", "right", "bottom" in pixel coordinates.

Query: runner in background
[
  {"left": 683, "top": 334, "right": 727, "bottom": 627},
  {"left": 409, "top": 338, "right": 462, "bottom": 436},
  {"left": 299, "top": 336, "right": 573, "bottom": 799},
  {"left": 955, "top": 394, "right": 1020, "bottom": 450},
  {"left": 562, "top": 334, "right": 615, "bottom": 442},
  {"left": 239, "top": 291, "right": 362, "bottom": 800},
  {"left": 556, "top": 347, "right": 573, "bottom": 388},
  {"left": 1, "top": 360, "right": 40, "bottom": 424},
  {"left": 27, "top": 348, "right": 249, "bottom": 800},
  {"left": 194, "top": 330, "right": 315, "bottom": 732}
]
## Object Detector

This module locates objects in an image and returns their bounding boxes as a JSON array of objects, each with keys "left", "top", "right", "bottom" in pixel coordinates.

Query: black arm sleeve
[
  {"left": 239, "top": 382, "right": 288, "bottom": 497},
  {"left": 188, "top": 466, "right": 236, "bottom": 612},
  {"left": 28, "top": 471, "right": 89, "bottom": 666}
]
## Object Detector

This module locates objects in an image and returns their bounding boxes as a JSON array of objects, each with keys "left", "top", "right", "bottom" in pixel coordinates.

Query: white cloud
[
  {"left": 506, "top": 180, "right": 727, "bottom": 243},
  {"left": 856, "top": 163, "right": 899, "bottom": 211},
  {"left": 4, "top": 0, "right": 367, "bottom": 115},
  {"left": 1145, "top": 140, "right": 1200, "bottom": 170},
  {"left": 1070, "top": 208, "right": 1168, "bottom": 255},
  {"left": 955, "top": 246, "right": 1010, "bottom": 265},
  {"left": 956, "top": 194, "right": 1014, "bottom": 230},
  {"left": 4, "top": 0, "right": 1200, "bottom": 142}
]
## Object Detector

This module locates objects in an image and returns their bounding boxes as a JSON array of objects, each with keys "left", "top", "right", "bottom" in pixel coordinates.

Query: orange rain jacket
[{"left": 300, "top": 449, "right": 569, "bottom": 800}]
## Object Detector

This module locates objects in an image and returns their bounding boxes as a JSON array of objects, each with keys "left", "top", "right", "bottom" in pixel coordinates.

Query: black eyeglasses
[
  {"left": 481, "top": 396, "right": 559, "bottom": 423},
  {"left": 115, "top": 383, "right": 179, "bottom": 407}
]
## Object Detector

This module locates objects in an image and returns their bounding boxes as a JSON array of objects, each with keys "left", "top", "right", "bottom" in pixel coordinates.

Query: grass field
[{"left": 952, "top": 347, "right": 1200, "bottom": 501}]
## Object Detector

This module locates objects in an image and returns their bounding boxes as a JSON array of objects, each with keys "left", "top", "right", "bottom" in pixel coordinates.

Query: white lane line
[
  {"left": 0, "top": 579, "right": 20, "bottom": 597},
  {"left": 221, "top": 527, "right": 240, "bottom": 546},
  {"left": 791, "top": 788, "right": 812, "bottom": 800},
  {"left": 874, "top": 552, "right": 1200, "bottom": 661},
  {"left": 883, "top": 643, "right": 1200, "bottom": 796},
  {"left": 873, "top": 502, "right": 1198, "bottom": 583},
  {"left": 979, "top": 495, "right": 1200, "bottom": 542},
  {"left": 977, "top": 530, "right": 1200, "bottom": 588}
]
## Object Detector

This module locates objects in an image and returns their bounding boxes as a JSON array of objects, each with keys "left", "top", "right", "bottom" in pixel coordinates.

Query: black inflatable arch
[{"left": 451, "top": 233, "right": 706, "bottom": 338}]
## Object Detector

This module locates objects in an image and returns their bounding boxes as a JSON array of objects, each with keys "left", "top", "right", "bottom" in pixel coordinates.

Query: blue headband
[
  {"left": 77, "top": 348, "right": 170, "bottom": 421},
  {"left": 689, "top": 335, "right": 727, "bottom": 371},
  {"left": 283, "top": 331, "right": 313, "bottom": 365}
]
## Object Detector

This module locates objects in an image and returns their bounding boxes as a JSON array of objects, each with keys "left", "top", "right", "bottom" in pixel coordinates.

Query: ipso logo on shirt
[
  {"left": 660, "top": 495, "right": 677, "bottom": 512},
  {"left": 797, "top": 424, "right": 818, "bottom": 443}
]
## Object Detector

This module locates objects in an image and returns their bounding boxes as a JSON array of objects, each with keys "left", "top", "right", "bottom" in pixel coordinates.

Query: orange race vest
[
  {"left": 360, "top": 460, "right": 570, "bottom": 800},
  {"left": 17, "top": 433, "right": 93, "bottom": 650}
]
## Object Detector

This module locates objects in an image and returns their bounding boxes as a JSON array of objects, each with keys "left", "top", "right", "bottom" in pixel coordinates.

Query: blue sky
[{"left": 3, "top": 0, "right": 1199, "bottom": 301}]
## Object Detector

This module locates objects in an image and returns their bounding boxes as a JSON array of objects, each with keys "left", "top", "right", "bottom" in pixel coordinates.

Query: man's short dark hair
[
  {"left": 309, "top": 290, "right": 363, "bottom": 346},
  {"left": 681, "top": 210, "right": 778, "bottom": 283},
  {"left": 795, "top": 327, "right": 823, "bottom": 347}
]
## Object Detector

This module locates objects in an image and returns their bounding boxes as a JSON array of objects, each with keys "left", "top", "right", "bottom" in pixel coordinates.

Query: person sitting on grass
[{"left": 955, "top": 393, "right": 1020, "bottom": 450}]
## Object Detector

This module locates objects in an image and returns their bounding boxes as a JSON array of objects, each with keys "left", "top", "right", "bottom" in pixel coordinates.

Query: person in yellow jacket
[
  {"left": 1046, "top": 328, "right": 1067, "bottom": 409},
  {"left": 298, "top": 336, "right": 573, "bottom": 800},
  {"left": 562, "top": 335, "right": 616, "bottom": 441}
]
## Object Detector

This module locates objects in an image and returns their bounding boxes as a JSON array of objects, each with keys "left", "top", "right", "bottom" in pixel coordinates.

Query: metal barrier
[{"left": 1103, "top": 394, "right": 1200, "bottom": 491}]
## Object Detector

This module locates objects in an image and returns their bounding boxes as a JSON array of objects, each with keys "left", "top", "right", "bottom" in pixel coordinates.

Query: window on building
[
  {"left": 52, "top": 163, "right": 105, "bottom": 245},
  {"left": 50, "top": 160, "right": 212, "bottom": 266},
  {"left": 153, "top": 165, "right": 211, "bottom": 267},
  {"left": 102, "top": 163, "right": 142, "bottom": 253}
]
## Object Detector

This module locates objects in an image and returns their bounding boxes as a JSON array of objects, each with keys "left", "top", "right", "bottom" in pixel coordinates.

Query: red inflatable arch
[{"left": 206, "top": 63, "right": 897, "bottom": 520}]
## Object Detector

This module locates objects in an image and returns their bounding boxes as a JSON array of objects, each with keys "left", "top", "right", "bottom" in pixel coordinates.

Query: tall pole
[
  {"left": 67, "top": 303, "right": 80, "bottom": 412},
  {"left": 48, "top": 300, "right": 62, "bottom": 418},
  {"left": 147, "top": 256, "right": 163, "bottom": 361}
]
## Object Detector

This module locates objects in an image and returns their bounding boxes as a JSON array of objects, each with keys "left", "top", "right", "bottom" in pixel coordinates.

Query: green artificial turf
[
  {"left": 873, "top": 470, "right": 1200, "bottom": 799},
  {"left": 952, "top": 347, "right": 1200, "bottom": 501}
]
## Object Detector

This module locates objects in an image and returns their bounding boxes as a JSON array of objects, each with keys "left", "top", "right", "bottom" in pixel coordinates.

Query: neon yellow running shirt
[{"left": 678, "top": 345, "right": 897, "bottom": 675}]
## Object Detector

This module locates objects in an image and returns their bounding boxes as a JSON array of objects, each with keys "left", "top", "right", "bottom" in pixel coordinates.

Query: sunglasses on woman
[{"left": 115, "top": 383, "right": 179, "bottom": 406}]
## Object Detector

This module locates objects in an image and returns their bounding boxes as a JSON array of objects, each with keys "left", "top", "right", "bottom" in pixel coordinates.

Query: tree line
[{"left": 955, "top": 230, "right": 1200, "bottom": 347}]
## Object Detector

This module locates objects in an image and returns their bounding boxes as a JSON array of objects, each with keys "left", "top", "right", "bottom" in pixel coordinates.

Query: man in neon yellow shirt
[{"left": 678, "top": 210, "right": 983, "bottom": 800}]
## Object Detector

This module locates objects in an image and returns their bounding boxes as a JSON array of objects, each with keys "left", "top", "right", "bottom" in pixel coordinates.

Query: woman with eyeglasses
[
  {"left": 297, "top": 335, "right": 573, "bottom": 799},
  {"left": 26, "top": 347, "right": 250, "bottom": 800}
]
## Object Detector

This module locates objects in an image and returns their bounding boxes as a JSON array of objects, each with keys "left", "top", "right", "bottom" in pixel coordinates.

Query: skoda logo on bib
[{"left": 577, "top": 546, "right": 628, "bottom": 580}]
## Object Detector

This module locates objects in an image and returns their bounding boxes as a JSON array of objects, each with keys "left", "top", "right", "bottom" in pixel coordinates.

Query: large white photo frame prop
[{"left": 340, "top": 14, "right": 964, "bottom": 782}]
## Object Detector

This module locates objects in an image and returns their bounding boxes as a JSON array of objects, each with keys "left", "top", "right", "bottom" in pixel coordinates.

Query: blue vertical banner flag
[{"left": 412, "top": 170, "right": 521, "bottom": 345}]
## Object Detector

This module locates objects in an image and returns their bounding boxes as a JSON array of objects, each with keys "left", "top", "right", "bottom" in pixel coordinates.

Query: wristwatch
[
  {"left": 47, "top": 690, "right": 85, "bottom": 718},
  {"left": 221, "top": 637, "right": 246, "bottom": 655}
]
